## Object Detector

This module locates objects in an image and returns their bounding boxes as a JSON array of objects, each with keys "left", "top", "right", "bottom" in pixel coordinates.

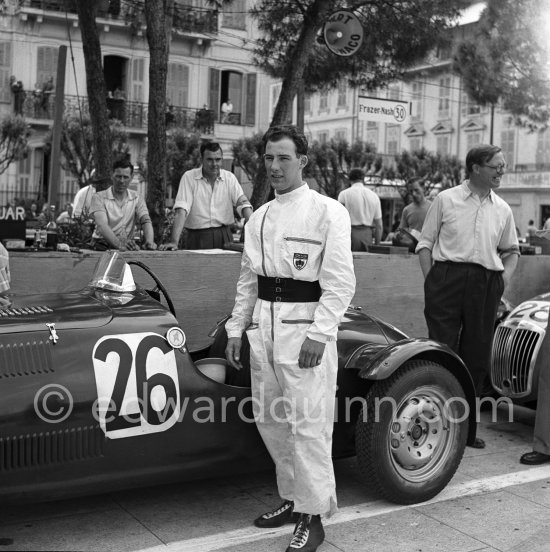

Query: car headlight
[{"left": 531, "top": 310, "right": 549, "bottom": 322}]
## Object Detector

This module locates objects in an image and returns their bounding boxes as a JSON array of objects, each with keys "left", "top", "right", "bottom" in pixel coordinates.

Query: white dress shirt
[{"left": 337, "top": 182, "right": 382, "bottom": 226}]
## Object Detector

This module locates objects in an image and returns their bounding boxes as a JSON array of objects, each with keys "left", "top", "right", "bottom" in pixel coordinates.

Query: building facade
[{"left": 0, "top": 0, "right": 270, "bottom": 208}]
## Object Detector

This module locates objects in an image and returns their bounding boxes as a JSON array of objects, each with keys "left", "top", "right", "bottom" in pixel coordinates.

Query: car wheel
[{"left": 355, "top": 360, "right": 468, "bottom": 504}]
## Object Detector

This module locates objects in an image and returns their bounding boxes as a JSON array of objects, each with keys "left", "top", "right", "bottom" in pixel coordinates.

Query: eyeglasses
[{"left": 484, "top": 163, "right": 507, "bottom": 173}]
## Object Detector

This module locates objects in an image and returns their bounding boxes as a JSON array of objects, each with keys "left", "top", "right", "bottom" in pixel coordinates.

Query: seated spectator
[
  {"left": 26, "top": 201, "right": 39, "bottom": 220},
  {"left": 89, "top": 158, "right": 156, "bottom": 251},
  {"left": 56, "top": 203, "right": 74, "bottom": 224}
]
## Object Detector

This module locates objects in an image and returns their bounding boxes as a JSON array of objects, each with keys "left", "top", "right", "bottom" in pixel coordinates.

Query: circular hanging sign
[{"left": 323, "top": 10, "right": 364, "bottom": 57}]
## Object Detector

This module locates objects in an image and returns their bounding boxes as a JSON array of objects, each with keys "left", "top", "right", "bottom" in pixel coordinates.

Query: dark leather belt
[{"left": 257, "top": 275, "right": 321, "bottom": 303}]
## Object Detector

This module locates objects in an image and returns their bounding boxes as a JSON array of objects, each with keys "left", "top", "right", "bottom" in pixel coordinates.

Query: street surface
[{"left": 2, "top": 404, "right": 550, "bottom": 552}]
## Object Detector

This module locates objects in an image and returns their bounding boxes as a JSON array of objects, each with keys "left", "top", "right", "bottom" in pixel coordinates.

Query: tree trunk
[
  {"left": 144, "top": 0, "right": 174, "bottom": 238},
  {"left": 75, "top": 0, "right": 112, "bottom": 191},
  {"left": 270, "top": 0, "right": 333, "bottom": 126}
]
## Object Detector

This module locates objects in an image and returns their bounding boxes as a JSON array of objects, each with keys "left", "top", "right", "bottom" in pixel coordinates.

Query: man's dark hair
[
  {"left": 465, "top": 144, "right": 502, "bottom": 175},
  {"left": 262, "top": 125, "right": 308, "bottom": 156},
  {"left": 112, "top": 157, "right": 134, "bottom": 174},
  {"left": 200, "top": 141, "right": 223, "bottom": 157},
  {"left": 348, "top": 167, "right": 365, "bottom": 182},
  {"left": 407, "top": 177, "right": 425, "bottom": 189}
]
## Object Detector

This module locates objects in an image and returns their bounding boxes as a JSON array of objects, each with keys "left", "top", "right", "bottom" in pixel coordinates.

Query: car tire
[{"left": 355, "top": 360, "right": 468, "bottom": 505}]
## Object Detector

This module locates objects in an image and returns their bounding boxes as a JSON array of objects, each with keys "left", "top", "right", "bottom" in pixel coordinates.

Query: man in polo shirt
[
  {"left": 417, "top": 144, "right": 519, "bottom": 449},
  {"left": 90, "top": 158, "right": 157, "bottom": 251},
  {"left": 159, "top": 142, "right": 252, "bottom": 250}
]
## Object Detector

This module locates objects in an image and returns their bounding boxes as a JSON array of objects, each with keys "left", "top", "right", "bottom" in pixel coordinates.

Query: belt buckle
[{"left": 275, "top": 287, "right": 282, "bottom": 293}]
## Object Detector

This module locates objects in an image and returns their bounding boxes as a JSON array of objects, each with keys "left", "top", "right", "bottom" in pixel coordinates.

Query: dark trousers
[
  {"left": 186, "top": 226, "right": 232, "bottom": 250},
  {"left": 351, "top": 225, "right": 373, "bottom": 251},
  {"left": 424, "top": 261, "right": 504, "bottom": 393}
]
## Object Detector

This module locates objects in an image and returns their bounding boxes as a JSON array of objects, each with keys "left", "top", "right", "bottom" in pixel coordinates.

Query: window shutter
[
  {"left": 0, "top": 41, "right": 11, "bottom": 103},
  {"left": 244, "top": 73, "right": 256, "bottom": 126},
  {"left": 209, "top": 68, "right": 220, "bottom": 121},
  {"left": 131, "top": 58, "right": 145, "bottom": 101},
  {"left": 36, "top": 46, "right": 58, "bottom": 88},
  {"left": 166, "top": 63, "right": 189, "bottom": 107}
]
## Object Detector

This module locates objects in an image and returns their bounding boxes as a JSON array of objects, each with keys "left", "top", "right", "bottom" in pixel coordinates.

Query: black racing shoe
[
  {"left": 286, "top": 513, "right": 325, "bottom": 552},
  {"left": 254, "top": 500, "right": 299, "bottom": 528}
]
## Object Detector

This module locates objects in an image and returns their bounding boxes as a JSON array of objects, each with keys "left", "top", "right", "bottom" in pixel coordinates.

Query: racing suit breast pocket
[{"left": 282, "top": 235, "right": 324, "bottom": 278}]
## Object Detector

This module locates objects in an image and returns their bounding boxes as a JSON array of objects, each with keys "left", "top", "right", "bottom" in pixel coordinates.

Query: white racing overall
[{"left": 226, "top": 185, "right": 355, "bottom": 516}]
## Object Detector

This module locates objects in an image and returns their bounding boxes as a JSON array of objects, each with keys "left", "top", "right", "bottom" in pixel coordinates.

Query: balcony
[
  {"left": 14, "top": 91, "right": 244, "bottom": 134},
  {"left": 18, "top": 0, "right": 219, "bottom": 36}
]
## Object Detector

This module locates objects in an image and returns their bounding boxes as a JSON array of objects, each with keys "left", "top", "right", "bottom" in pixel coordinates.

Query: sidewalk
[{"left": 2, "top": 406, "right": 549, "bottom": 552}]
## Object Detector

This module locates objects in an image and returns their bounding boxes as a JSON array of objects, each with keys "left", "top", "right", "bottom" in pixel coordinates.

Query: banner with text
[{"left": 358, "top": 96, "right": 410, "bottom": 125}]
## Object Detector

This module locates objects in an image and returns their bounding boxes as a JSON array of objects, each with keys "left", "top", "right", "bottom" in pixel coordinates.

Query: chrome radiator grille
[{"left": 491, "top": 324, "right": 543, "bottom": 398}]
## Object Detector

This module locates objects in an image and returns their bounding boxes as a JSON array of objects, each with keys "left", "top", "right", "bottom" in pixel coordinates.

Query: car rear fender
[{"left": 356, "top": 338, "right": 477, "bottom": 446}]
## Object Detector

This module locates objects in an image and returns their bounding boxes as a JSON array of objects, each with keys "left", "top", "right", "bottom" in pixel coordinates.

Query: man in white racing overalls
[{"left": 226, "top": 125, "right": 356, "bottom": 552}]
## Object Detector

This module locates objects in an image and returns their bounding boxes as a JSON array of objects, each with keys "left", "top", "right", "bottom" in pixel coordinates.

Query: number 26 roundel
[{"left": 92, "top": 332, "right": 181, "bottom": 439}]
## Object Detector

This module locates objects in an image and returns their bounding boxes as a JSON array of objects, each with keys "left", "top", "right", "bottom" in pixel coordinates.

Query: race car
[
  {"left": 0, "top": 251, "right": 477, "bottom": 505},
  {"left": 491, "top": 293, "right": 550, "bottom": 404}
]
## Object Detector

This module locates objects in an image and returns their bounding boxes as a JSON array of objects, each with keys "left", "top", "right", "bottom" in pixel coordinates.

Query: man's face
[
  {"left": 202, "top": 149, "right": 222, "bottom": 180},
  {"left": 476, "top": 152, "right": 506, "bottom": 190},
  {"left": 112, "top": 167, "right": 132, "bottom": 194},
  {"left": 408, "top": 182, "right": 425, "bottom": 205},
  {"left": 264, "top": 137, "right": 306, "bottom": 195}
]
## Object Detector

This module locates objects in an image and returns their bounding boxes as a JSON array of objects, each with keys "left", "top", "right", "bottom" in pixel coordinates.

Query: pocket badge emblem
[{"left": 293, "top": 253, "right": 308, "bottom": 270}]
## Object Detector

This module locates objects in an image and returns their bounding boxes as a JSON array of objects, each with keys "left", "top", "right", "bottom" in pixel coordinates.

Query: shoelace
[
  {"left": 289, "top": 516, "right": 310, "bottom": 548},
  {"left": 263, "top": 501, "right": 291, "bottom": 519}
]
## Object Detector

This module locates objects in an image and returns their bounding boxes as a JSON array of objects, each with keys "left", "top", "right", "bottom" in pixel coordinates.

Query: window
[
  {"left": 411, "top": 81, "right": 423, "bottom": 121},
  {"left": 209, "top": 68, "right": 256, "bottom": 125},
  {"left": 366, "top": 122, "right": 378, "bottom": 147},
  {"left": 386, "top": 125, "right": 400, "bottom": 155},
  {"left": 438, "top": 76, "right": 451, "bottom": 119},
  {"left": 436, "top": 135, "right": 449, "bottom": 155},
  {"left": 388, "top": 85, "right": 400, "bottom": 100},
  {"left": 130, "top": 57, "right": 145, "bottom": 101},
  {"left": 167, "top": 63, "right": 189, "bottom": 107},
  {"left": 304, "top": 93, "right": 311, "bottom": 114},
  {"left": 318, "top": 131, "right": 328, "bottom": 144},
  {"left": 36, "top": 46, "right": 58, "bottom": 90},
  {"left": 319, "top": 88, "right": 329, "bottom": 111},
  {"left": 536, "top": 130, "right": 550, "bottom": 167},
  {"left": 461, "top": 91, "right": 482, "bottom": 117},
  {"left": 18, "top": 154, "right": 31, "bottom": 196},
  {"left": 337, "top": 81, "right": 347, "bottom": 108},
  {"left": 409, "top": 137, "right": 421, "bottom": 152},
  {"left": 0, "top": 42, "right": 11, "bottom": 103},
  {"left": 222, "top": 0, "right": 246, "bottom": 30},
  {"left": 500, "top": 129, "right": 515, "bottom": 168},
  {"left": 335, "top": 129, "right": 347, "bottom": 141},
  {"left": 466, "top": 132, "right": 481, "bottom": 151}
]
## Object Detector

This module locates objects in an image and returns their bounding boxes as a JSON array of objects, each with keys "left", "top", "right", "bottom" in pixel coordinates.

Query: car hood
[
  {"left": 0, "top": 290, "right": 112, "bottom": 331},
  {"left": 504, "top": 295, "right": 550, "bottom": 331}
]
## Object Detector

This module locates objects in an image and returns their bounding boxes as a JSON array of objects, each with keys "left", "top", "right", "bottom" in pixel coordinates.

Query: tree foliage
[
  {"left": 165, "top": 130, "right": 202, "bottom": 195},
  {"left": 453, "top": 0, "right": 550, "bottom": 130},
  {"left": 0, "top": 114, "right": 30, "bottom": 176},
  {"left": 382, "top": 148, "right": 463, "bottom": 197},
  {"left": 251, "top": 0, "right": 469, "bottom": 126},
  {"left": 46, "top": 114, "right": 130, "bottom": 190}
]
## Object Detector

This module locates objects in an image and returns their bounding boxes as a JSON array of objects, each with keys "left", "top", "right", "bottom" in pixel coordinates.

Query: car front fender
[{"left": 355, "top": 338, "right": 478, "bottom": 446}]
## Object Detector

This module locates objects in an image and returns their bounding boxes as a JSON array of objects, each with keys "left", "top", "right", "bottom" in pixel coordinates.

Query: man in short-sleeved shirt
[
  {"left": 400, "top": 178, "right": 430, "bottom": 237},
  {"left": 338, "top": 167, "right": 382, "bottom": 251},
  {"left": 417, "top": 144, "right": 519, "bottom": 448},
  {"left": 0, "top": 242, "right": 10, "bottom": 295},
  {"left": 90, "top": 158, "right": 156, "bottom": 251},
  {"left": 160, "top": 142, "right": 252, "bottom": 250}
]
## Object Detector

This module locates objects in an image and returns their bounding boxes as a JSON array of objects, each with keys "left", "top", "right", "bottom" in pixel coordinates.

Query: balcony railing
[
  {"left": 13, "top": 92, "right": 246, "bottom": 133},
  {"left": 19, "top": 0, "right": 219, "bottom": 35}
]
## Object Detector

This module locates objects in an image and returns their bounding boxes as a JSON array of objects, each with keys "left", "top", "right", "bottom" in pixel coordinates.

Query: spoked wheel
[
  {"left": 128, "top": 260, "right": 177, "bottom": 317},
  {"left": 356, "top": 360, "right": 468, "bottom": 504}
]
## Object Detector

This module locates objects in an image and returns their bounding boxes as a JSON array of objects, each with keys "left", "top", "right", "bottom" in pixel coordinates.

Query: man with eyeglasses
[{"left": 416, "top": 144, "right": 519, "bottom": 449}]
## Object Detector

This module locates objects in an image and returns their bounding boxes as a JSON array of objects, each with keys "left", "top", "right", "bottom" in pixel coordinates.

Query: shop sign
[
  {"left": 501, "top": 171, "right": 550, "bottom": 188},
  {"left": 358, "top": 96, "right": 410, "bottom": 125},
  {"left": 371, "top": 185, "right": 403, "bottom": 199}
]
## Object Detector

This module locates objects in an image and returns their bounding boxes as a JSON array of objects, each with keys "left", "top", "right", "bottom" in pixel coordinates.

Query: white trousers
[{"left": 246, "top": 299, "right": 338, "bottom": 516}]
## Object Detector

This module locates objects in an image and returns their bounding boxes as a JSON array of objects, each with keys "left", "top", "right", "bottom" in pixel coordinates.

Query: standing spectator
[
  {"left": 159, "top": 142, "right": 252, "bottom": 250},
  {"left": 41, "top": 76, "right": 54, "bottom": 117},
  {"left": 337, "top": 167, "right": 383, "bottom": 251},
  {"left": 526, "top": 219, "right": 537, "bottom": 242},
  {"left": 225, "top": 125, "right": 356, "bottom": 552},
  {"left": 10, "top": 76, "right": 24, "bottom": 115},
  {"left": 56, "top": 203, "right": 74, "bottom": 224},
  {"left": 220, "top": 98, "right": 233, "bottom": 123},
  {"left": 89, "top": 158, "right": 156, "bottom": 251},
  {"left": 417, "top": 144, "right": 520, "bottom": 448},
  {"left": 399, "top": 178, "right": 430, "bottom": 238},
  {"left": 73, "top": 176, "right": 97, "bottom": 220},
  {"left": 26, "top": 201, "right": 39, "bottom": 220}
]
